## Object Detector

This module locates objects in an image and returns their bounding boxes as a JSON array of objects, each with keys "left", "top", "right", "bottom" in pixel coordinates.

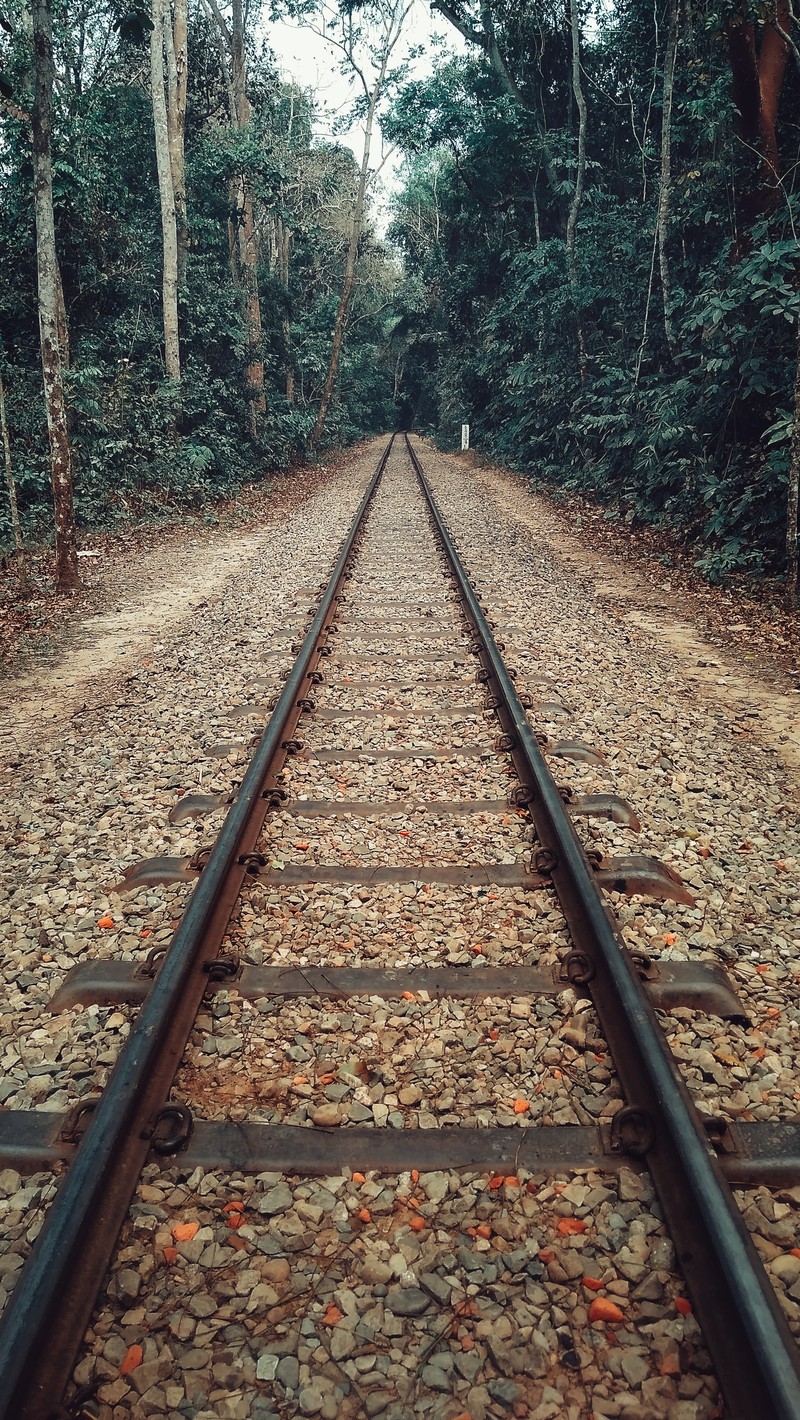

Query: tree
[
  {"left": 31, "top": 0, "right": 80, "bottom": 591},
  {"left": 724, "top": 0, "right": 791, "bottom": 225},
  {"left": 308, "top": 0, "right": 411, "bottom": 451},
  {"left": 151, "top": 0, "right": 181, "bottom": 382},
  {"left": 200, "top": 0, "right": 266, "bottom": 435}
]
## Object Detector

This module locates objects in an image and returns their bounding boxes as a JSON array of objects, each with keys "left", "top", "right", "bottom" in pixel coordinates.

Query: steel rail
[
  {"left": 404, "top": 433, "right": 800, "bottom": 1420},
  {"left": 0, "top": 436, "right": 395, "bottom": 1420}
]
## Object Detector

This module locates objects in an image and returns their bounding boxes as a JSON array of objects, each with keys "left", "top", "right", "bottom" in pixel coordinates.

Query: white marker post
[{"left": 461, "top": 423, "right": 470, "bottom": 451}]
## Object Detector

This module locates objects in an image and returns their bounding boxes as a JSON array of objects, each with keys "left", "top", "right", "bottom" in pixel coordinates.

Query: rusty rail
[
  {"left": 0, "top": 438, "right": 393, "bottom": 1420},
  {"left": 405, "top": 431, "right": 800, "bottom": 1420}
]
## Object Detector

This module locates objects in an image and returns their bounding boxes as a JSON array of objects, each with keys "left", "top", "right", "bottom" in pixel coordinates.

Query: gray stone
[
  {"left": 276, "top": 1355, "right": 300, "bottom": 1390},
  {"left": 421, "top": 1364, "right": 451, "bottom": 1391},
  {"left": 386, "top": 1286, "right": 430, "bottom": 1317},
  {"left": 419, "top": 1271, "right": 451, "bottom": 1304},
  {"left": 260, "top": 1184, "right": 293, "bottom": 1216},
  {"left": 621, "top": 1352, "right": 650, "bottom": 1388},
  {"left": 256, "top": 1353, "right": 279, "bottom": 1381},
  {"left": 488, "top": 1378, "right": 521, "bottom": 1406},
  {"left": 298, "top": 1386, "right": 324, "bottom": 1415}
]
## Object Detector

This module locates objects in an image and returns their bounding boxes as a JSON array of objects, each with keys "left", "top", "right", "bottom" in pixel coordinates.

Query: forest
[{"left": 1, "top": 0, "right": 799, "bottom": 602}]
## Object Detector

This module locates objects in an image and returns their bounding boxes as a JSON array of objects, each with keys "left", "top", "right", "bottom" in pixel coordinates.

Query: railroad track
[{"left": 0, "top": 433, "right": 799, "bottom": 1419}]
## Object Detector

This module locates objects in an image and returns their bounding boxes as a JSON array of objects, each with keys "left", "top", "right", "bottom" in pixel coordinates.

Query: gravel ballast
[{"left": 0, "top": 435, "right": 798, "bottom": 1418}]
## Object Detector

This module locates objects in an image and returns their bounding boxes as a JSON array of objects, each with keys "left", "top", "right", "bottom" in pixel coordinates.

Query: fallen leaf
[
  {"left": 588, "top": 1298, "right": 625, "bottom": 1324},
  {"left": 513, "top": 1098, "right": 531, "bottom": 1114},
  {"left": 97, "top": 915, "right": 114, "bottom": 929},
  {"left": 119, "top": 1344, "right": 142, "bottom": 1376},
  {"left": 162, "top": 1246, "right": 178, "bottom": 1264},
  {"left": 172, "top": 1221, "right": 200, "bottom": 1241},
  {"left": 557, "top": 1217, "right": 587, "bottom": 1235},
  {"left": 675, "top": 1297, "right": 692, "bottom": 1316},
  {"left": 223, "top": 1200, "right": 244, "bottom": 1215}
]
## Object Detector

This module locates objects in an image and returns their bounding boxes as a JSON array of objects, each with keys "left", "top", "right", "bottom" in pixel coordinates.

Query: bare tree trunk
[
  {"left": 31, "top": 0, "right": 80, "bottom": 592},
  {"left": 277, "top": 217, "right": 294, "bottom": 404},
  {"left": 657, "top": 0, "right": 679, "bottom": 359},
  {"left": 151, "top": 0, "right": 180, "bottom": 382},
  {"left": 164, "top": 0, "right": 189, "bottom": 285},
  {"left": 0, "top": 370, "right": 24, "bottom": 563},
  {"left": 566, "top": 0, "right": 588, "bottom": 383},
  {"left": 787, "top": 315, "right": 800, "bottom": 608},
  {"left": 231, "top": 0, "right": 265, "bottom": 436}
]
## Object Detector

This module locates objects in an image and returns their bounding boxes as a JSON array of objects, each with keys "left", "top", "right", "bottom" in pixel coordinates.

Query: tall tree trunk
[
  {"left": 787, "top": 315, "right": 800, "bottom": 609},
  {"left": 164, "top": 0, "right": 189, "bottom": 285},
  {"left": 31, "top": 0, "right": 80, "bottom": 592},
  {"left": 231, "top": 0, "right": 265, "bottom": 436},
  {"left": 657, "top": 0, "right": 679, "bottom": 359},
  {"left": 725, "top": 0, "right": 790, "bottom": 224},
  {"left": 566, "top": 0, "right": 588, "bottom": 383},
  {"left": 151, "top": 0, "right": 180, "bottom": 382},
  {"left": 0, "top": 370, "right": 24, "bottom": 563},
  {"left": 308, "top": 83, "right": 379, "bottom": 451}
]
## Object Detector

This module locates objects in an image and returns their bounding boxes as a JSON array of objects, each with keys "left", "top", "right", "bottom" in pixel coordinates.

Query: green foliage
[
  {"left": 386, "top": 0, "right": 800, "bottom": 584},
  {"left": 0, "top": 4, "right": 397, "bottom": 552}
]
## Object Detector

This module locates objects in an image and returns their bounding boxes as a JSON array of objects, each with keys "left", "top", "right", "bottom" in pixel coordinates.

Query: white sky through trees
[{"left": 265, "top": 2, "right": 463, "bottom": 231}]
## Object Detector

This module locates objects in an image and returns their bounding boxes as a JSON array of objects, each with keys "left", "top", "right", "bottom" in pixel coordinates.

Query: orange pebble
[
  {"left": 119, "top": 1344, "right": 142, "bottom": 1375},
  {"left": 323, "top": 1304, "right": 343, "bottom": 1326},
  {"left": 556, "top": 1217, "right": 587, "bottom": 1235},
  {"left": 513, "top": 1098, "right": 531, "bottom": 1115},
  {"left": 476, "top": 1224, "right": 492, "bottom": 1239},
  {"left": 352, "top": 1171, "right": 366, "bottom": 1183},
  {"left": 172, "top": 1221, "right": 200, "bottom": 1241},
  {"left": 409, "top": 1215, "right": 426, "bottom": 1231},
  {"left": 583, "top": 1277, "right": 604, "bottom": 1290},
  {"left": 97, "top": 915, "right": 115, "bottom": 929},
  {"left": 675, "top": 1297, "right": 693, "bottom": 1316},
  {"left": 357, "top": 1208, "right": 372, "bottom": 1223},
  {"left": 162, "top": 1246, "right": 178, "bottom": 1264},
  {"left": 588, "top": 1298, "right": 625, "bottom": 1324}
]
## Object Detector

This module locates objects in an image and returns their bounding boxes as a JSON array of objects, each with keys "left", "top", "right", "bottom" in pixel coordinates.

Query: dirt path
[
  {"left": 0, "top": 458, "right": 352, "bottom": 765},
  {"left": 469, "top": 460, "right": 800, "bottom": 781}
]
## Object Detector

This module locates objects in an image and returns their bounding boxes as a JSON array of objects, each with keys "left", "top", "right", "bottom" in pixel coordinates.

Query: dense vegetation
[
  {"left": 387, "top": 0, "right": 800, "bottom": 591},
  {"left": 1, "top": 0, "right": 799, "bottom": 599},
  {"left": 0, "top": 0, "right": 399, "bottom": 561}
]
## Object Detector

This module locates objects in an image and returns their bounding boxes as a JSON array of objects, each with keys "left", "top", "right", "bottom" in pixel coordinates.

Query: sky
[{"left": 265, "top": 2, "right": 463, "bottom": 230}]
